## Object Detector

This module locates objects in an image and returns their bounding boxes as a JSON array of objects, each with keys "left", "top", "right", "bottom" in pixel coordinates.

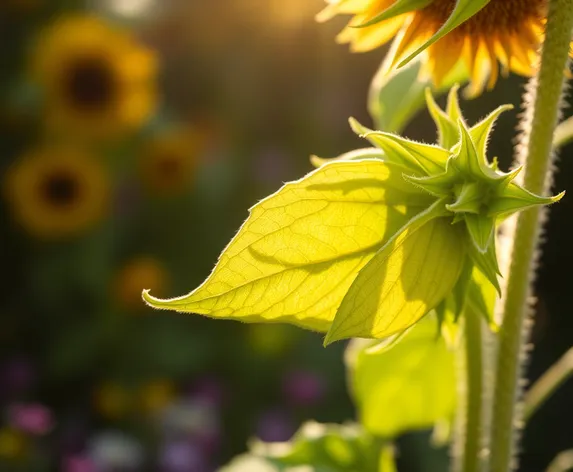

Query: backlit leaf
[
  {"left": 143, "top": 160, "right": 434, "bottom": 332},
  {"left": 252, "top": 422, "right": 381, "bottom": 472},
  {"left": 325, "top": 202, "right": 465, "bottom": 343},
  {"left": 345, "top": 316, "right": 456, "bottom": 437},
  {"left": 310, "top": 148, "right": 385, "bottom": 168}
]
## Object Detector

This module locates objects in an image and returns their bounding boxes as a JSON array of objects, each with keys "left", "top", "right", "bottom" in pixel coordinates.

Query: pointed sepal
[
  {"left": 446, "top": 182, "right": 482, "bottom": 214},
  {"left": 470, "top": 104, "right": 513, "bottom": 157},
  {"left": 464, "top": 213, "right": 495, "bottom": 254},
  {"left": 356, "top": 0, "right": 433, "bottom": 28},
  {"left": 425, "top": 88, "right": 459, "bottom": 149},
  {"left": 489, "top": 183, "right": 565, "bottom": 218}
]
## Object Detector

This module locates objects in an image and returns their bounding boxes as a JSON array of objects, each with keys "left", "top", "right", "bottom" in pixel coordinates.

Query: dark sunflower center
[
  {"left": 156, "top": 155, "right": 183, "bottom": 179},
  {"left": 42, "top": 171, "right": 79, "bottom": 207},
  {"left": 63, "top": 57, "right": 116, "bottom": 111},
  {"left": 422, "top": 0, "right": 546, "bottom": 33}
]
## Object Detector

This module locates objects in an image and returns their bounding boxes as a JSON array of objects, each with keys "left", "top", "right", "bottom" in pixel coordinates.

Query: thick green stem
[
  {"left": 489, "top": 1, "right": 573, "bottom": 471},
  {"left": 461, "top": 306, "right": 484, "bottom": 472}
]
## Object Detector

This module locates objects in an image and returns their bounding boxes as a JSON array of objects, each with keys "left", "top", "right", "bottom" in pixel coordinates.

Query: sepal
[{"left": 356, "top": 0, "right": 433, "bottom": 28}]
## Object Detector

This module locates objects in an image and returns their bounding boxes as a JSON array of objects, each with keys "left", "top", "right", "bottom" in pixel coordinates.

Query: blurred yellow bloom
[
  {"left": 140, "top": 127, "right": 200, "bottom": 195},
  {"left": 33, "top": 14, "right": 158, "bottom": 139},
  {"left": 138, "top": 380, "right": 176, "bottom": 415},
  {"left": 5, "top": 146, "right": 110, "bottom": 239},
  {"left": 319, "top": 0, "right": 550, "bottom": 96},
  {"left": 115, "top": 257, "right": 169, "bottom": 311},
  {"left": 0, "top": 428, "right": 27, "bottom": 459},
  {"left": 93, "top": 382, "right": 132, "bottom": 420}
]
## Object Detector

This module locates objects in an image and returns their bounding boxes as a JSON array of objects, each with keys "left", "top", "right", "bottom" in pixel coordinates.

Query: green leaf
[
  {"left": 252, "top": 422, "right": 382, "bottom": 472},
  {"left": 143, "top": 160, "right": 434, "bottom": 332},
  {"left": 466, "top": 266, "right": 498, "bottom": 329},
  {"left": 368, "top": 57, "right": 467, "bottom": 134},
  {"left": 325, "top": 201, "right": 465, "bottom": 344},
  {"left": 357, "top": 0, "right": 433, "bottom": 28},
  {"left": 310, "top": 148, "right": 385, "bottom": 168},
  {"left": 397, "top": 0, "right": 493, "bottom": 69},
  {"left": 345, "top": 315, "right": 456, "bottom": 437}
]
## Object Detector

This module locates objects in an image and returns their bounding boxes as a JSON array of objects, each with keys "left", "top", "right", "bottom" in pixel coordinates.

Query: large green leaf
[
  {"left": 325, "top": 203, "right": 465, "bottom": 344},
  {"left": 345, "top": 316, "right": 456, "bottom": 437},
  {"left": 143, "top": 160, "right": 434, "bottom": 332},
  {"left": 252, "top": 422, "right": 384, "bottom": 472}
]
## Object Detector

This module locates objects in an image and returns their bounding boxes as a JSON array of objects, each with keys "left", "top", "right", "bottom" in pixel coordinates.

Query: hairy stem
[{"left": 489, "top": 1, "right": 573, "bottom": 471}]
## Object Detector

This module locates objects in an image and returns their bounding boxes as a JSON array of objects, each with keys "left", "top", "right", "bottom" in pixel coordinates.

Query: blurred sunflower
[
  {"left": 93, "top": 382, "right": 133, "bottom": 420},
  {"left": 5, "top": 146, "right": 110, "bottom": 239},
  {"left": 140, "top": 128, "right": 200, "bottom": 195},
  {"left": 114, "top": 257, "right": 168, "bottom": 311},
  {"left": 32, "top": 15, "right": 158, "bottom": 139},
  {"left": 0, "top": 428, "right": 27, "bottom": 460},
  {"left": 318, "top": 0, "right": 552, "bottom": 96},
  {"left": 138, "top": 380, "right": 176, "bottom": 415}
]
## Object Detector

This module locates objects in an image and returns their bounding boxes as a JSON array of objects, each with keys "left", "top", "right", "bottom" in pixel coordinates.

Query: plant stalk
[
  {"left": 524, "top": 346, "right": 573, "bottom": 422},
  {"left": 489, "top": 1, "right": 573, "bottom": 471},
  {"left": 460, "top": 306, "right": 484, "bottom": 472}
]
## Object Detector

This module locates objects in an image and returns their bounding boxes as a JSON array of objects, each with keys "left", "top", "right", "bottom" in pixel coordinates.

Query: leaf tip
[
  {"left": 552, "top": 190, "right": 566, "bottom": 203},
  {"left": 141, "top": 289, "right": 167, "bottom": 310}
]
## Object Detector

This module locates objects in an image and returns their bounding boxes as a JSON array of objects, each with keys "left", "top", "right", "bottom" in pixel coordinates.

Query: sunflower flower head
[
  {"left": 5, "top": 145, "right": 110, "bottom": 239},
  {"left": 140, "top": 127, "right": 201, "bottom": 196},
  {"left": 318, "top": 0, "right": 549, "bottom": 96},
  {"left": 115, "top": 257, "right": 169, "bottom": 311},
  {"left": 33, "top": 14, "right": 158, "bottom": 139}
]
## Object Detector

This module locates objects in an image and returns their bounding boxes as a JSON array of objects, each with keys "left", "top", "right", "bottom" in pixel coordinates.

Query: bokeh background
[{"left": 0, "top": 1, "right": 572, "bottom": 471}]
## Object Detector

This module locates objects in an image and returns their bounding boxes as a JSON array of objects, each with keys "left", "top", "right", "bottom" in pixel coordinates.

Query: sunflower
[
  {"left": 140, "top": 128, "right": 200, "bottom": 195},
  {"left": 5, "top": 146, "right": 110, "bottom": 239},
  {"left": 32, "top": 14, "right": 158, "bottom": 139},
  {"left": 318, "top": 0, "right": 551, "bottom": 96},
  {"left": 137, "top": 380, "right": 176, "bottom": 415},
  {"left": 93, "top": 382, "right": 132, "bottom": 420},
  {"left": 114, "top": 257, "right": 168, "bottom": 311}
]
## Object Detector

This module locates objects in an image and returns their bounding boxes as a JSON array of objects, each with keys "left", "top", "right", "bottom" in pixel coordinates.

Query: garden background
[{"left": 0, "top": 0, "right": 572, "bottom": 471}]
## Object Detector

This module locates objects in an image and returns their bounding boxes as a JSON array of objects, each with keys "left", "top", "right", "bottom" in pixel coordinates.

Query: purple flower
[
  {"left": 282, "top": 370, "right": 325, "bottom": 407},
  {"left": 62, "top": 455, "right": 97, "bottom": 472},
  {"left": 160, "top": 439, "right": 208, "bottom": 472},
  {"left": 8, "top": 402, "right": 54, "bottom": 435},
  {"left": 255, "top": 409, "right": 295, "bottom": 442},
  {"left": 189, "top": 377, "right": 224, "bottom": 407}
]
